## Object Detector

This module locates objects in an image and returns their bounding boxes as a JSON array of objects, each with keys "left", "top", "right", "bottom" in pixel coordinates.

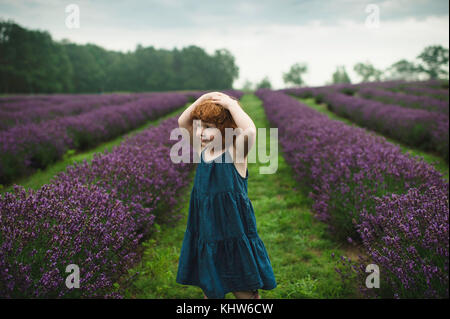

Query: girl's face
[{"left": 194, "top": 120, "right": 219, "bottom": 146}]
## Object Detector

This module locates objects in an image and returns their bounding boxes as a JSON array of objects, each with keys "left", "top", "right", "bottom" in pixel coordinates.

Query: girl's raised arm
[
  {"left": 178, "top": 92, "right": 222, "bottom": 150},
  {"left": 210, "top": 94, "right": 257, "bottom": 160},
  {"left": 178, "top": 97, "right": 202, "bottom": 130}
]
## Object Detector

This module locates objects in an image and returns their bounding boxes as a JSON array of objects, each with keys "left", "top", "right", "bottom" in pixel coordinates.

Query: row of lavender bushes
[
  {"left": 0, "top": 92, "right": 189, "bottom": 185},
  {"left": 385, "top": 85, "right": 449, "bottom": 102},
  {"left": 255, "top": 88, "right": 449, "bottom": 298},
  {"left": 0, "top": 90, "right": 244, "bottom": 298},
  {"left": 0, "top": 117, "right": 193, "bottom": 297},
  {"left": 332, "top": 80, "right": 449, "bottom": 103},
  {"left": 283, "top": 86, "right": 449, "bottom": 162},
  {"left": 337, "top": 79, "right": 449, "bottom": 93},
  {"left": 373, "top": 79, "right": 449, "bottom": 91},
  {"left": 0, "top": 93, "right": 102, "bottom": 103},
  {"left": 356, "top": 87, "right": 449, "bottom": 115},
  {"left": 321, "top": 80, "right": 449, "bottom": 111},
  {"left": 0, "top": 93, "right": 147, "bottom": 131},
  {"left": 0, "top": 94, "right": 97, "bottom": 111},
  {"left": 288, "top": 79, "right": 449, "bottom": 102}
]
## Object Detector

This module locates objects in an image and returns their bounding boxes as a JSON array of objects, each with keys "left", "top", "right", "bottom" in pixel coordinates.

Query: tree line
[
  {"left": 246, "top": 45, "right": 449, "bottom": 89},
  {"left": 0, "top": 20, "right": 239, "bottom": 94}
]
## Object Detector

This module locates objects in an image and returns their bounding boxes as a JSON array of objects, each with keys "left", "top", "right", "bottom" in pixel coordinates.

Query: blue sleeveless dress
[{"left": 176, "top": 147, "right": 277, "bottom": 299}]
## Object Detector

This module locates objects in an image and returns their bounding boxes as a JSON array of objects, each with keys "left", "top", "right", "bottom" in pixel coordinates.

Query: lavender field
[
  {"left": 0, "top": 90, "right": 245, "bottom": 298},
  {"left": 1, "top": 0, "right": 449, "bottom": 306},
  {"left": 0, "top": 84, "right": 448, "bottom": 299},
  {"left": 256, "top": 86, "right": 449, "bottom": 298},
  {"left": 283, "top": 80, "right": 449, "bottom": 162}
]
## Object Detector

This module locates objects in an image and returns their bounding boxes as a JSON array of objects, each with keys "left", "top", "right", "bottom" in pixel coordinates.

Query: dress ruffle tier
[{"left": 176, "top": 188, "right": 277, "bottom": 299}]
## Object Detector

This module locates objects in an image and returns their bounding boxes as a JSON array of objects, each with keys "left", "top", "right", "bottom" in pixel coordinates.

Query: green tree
[
  {"left": 241, "top": 79, "right": 253, "bottom": 92},
  {"left": 211, "top": 48, "right": 239, "bottom": 90},
  {"left": 0, "top": 20, "right": 73, "bottom": 93},
  {"left": 384, "top": 59, "right": 421, "bottom": 81},
  {"left": 416, "top": 45, "right": 449, "bottom": 80},
  {"left": 64, "top": 43, "right": 105, "bottom": 93},
  {"left": 256, "top": 76, "right": 272, "bottom": 89},
  {"left": 0, "top": 20, "right": 241, "bottom": 93},
  {"left": 353, "top": 61, "right": 383, "bottom": 82},
  {"left": 331, "top": 65, "right": 351, "bottom": 84},
  {"left": 282, "top": 62, "right": 308, "bottom": 87}
]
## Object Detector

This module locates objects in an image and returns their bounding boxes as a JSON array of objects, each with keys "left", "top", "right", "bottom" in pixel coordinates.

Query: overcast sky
[{"left": 0, "top": 0, "right": 448, "bottom": 89}]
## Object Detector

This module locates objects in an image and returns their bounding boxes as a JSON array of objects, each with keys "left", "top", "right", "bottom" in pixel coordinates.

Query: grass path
[
  {"left": 295, "top": 97, "right": 449, "bottom": 182},
  {"left": 0, "top": 103, "right": 191, "bottom": 194},
  {"left": 119, "top": 93, "right": 362, "bottom": 299}
]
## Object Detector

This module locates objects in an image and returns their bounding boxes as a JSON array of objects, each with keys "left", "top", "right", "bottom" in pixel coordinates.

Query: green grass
[
  {"left": 295, "top": 97, "right": 449, "bottom": 182},
  {"left": 119, "top": 93, "right": 362, "bottom": 299},
  {"left": 0, "top": 103, "right": 190, "bottom": 194}
]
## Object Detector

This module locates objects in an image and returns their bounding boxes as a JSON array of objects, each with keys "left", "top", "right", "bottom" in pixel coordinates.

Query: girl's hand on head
[
  {"left": 210, "top": 94, "right": 238, "bottom": 110},
  {"left": 199, "top": 91, "right": 223, "bottom": 102}
]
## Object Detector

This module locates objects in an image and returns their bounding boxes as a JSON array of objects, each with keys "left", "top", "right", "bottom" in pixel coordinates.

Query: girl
[{"left": 176, "top": 92, "right": 277, "bottom": 299}]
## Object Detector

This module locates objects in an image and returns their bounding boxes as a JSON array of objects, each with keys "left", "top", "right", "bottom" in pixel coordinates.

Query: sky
[{"left": 0, "top": 0, "right": 449, "bottom": 89}]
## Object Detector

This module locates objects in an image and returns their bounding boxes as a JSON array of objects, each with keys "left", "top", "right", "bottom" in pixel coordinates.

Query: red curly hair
[{"left": 190, "top": 96, "right": 240, "bottom": 150}]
